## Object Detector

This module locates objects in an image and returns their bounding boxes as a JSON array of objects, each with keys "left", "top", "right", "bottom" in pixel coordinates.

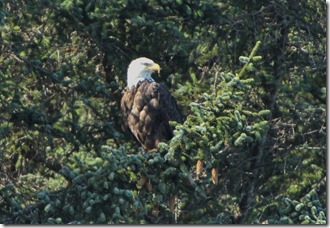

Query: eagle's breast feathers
[{"left": 121, "top": 80, "right": 181, "bottom": 151}]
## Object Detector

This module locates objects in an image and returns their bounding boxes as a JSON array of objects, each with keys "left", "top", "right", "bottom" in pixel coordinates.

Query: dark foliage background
[{"left": 0, "top": 0, "right": 326, "bottom": 224}]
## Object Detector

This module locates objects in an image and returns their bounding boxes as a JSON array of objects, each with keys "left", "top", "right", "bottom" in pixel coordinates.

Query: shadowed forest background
[{"left": 0, "top": 0, "right": 326, "bottom": 224}]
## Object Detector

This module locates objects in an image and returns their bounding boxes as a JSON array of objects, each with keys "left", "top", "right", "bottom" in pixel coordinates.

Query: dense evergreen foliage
[{"left": 0, "top": 0, "right": 326, "bottom": 224}]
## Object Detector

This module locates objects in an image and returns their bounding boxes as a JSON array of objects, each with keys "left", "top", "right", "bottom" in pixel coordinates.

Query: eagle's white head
[{"left": 127, "top": 57, "right": 160, "bottom": 88}]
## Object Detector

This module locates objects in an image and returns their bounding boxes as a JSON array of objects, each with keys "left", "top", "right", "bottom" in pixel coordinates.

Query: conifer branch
[{"left": 237, "top": 41, "right": 262, "bottom": 79}]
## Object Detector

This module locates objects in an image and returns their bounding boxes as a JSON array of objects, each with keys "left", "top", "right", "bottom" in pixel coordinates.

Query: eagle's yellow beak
[{"left": 146, "top": 63, "right": 160, "bottom": 74}]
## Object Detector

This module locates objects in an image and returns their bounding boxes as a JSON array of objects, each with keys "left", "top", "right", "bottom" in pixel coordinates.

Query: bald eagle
[{"left": 121, "top": 57, "right": 182, "bottom": 152}]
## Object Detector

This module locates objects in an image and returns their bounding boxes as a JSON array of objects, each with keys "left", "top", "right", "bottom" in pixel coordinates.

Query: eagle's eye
[{"left": 143, "top": 62, "right": 152, "bottom": 66}]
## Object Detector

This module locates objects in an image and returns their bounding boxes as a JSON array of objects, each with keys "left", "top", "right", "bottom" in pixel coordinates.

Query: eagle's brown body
[{"left": 121, "top": 80, "right": 181, "bottom": 151}]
